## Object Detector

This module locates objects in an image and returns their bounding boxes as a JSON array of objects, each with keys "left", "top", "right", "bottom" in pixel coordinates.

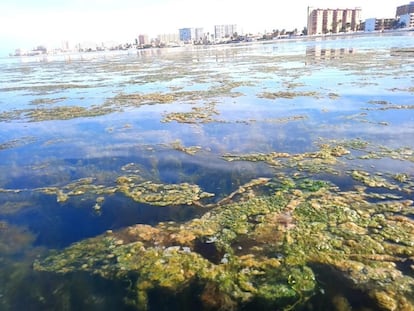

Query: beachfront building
[
  {"left": 396, "top": 2, "right": 414, "bottom": 28},
  {"left": 179, "top": 28, "right": 195, "bottom": 43},
  {"left": 400, "top": 13, "right": 414, "bottom": 28},
  {"left": 157, "top": 33, "right": 180, "bottom": 46},
  {"left": 364, "top": 18, "right": 397, "bottom": 31},
  {"left": 307, "top": 7, "right": 361, "bottom": 35},
  {"left": 138, "top": 34, "right": 150, "bottom": 46},
  {"left": 194, "top": 28, "right": 204, "bottom": 43},
  {"left": 214, "top": 24, "right": 237, "bottom": 40},
  {"left": 396, "top": 1, "right": 414, "bottom": 16}
]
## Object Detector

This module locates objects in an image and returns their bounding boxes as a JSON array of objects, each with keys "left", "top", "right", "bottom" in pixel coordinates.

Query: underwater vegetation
[
  {"left": 1, "top": 33, "right": 414, "bottom": 311},
  {"left": 30, "top": 139, "right": 414, "bottom": 311},
  {"left": 34, "top": 175, "right": 414, "bottom": 311}
]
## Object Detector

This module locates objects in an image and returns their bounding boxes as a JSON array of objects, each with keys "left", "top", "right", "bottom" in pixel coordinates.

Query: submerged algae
[
  {"left": 258, "top": 91, "right": 319, "bottom": 99},
  {"left": 35, "top": 174, "right": 215, "bottom": 208},
  {"left": 34, "top": 176, "right": 414, "bottom": 310},
  {"left": 222, "top": 142, "right": 350, "bottom": 174},
  {"left": 0, "top": 105, "right": 116, "bottom": 122},
  {"left": 34, "top": 179, "right": 316, "bottom": 310},
  {"left": 162, "top": 102, "right": 220, "bottom": 124},
  {"left": 116, "top": 177, "right": 214, "bottom": 206},
  {"left": 170, "top": 140, "right": 202, "bottom": 155},
  {"left": 0, "top": 136, "right": 37, "bottom": 150}
]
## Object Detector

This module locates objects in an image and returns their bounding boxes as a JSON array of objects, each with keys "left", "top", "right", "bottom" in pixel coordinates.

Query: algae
[
  {"left": 2, "top": 35, "right": 414, "bottom": 311},
  {"left": 258, "top": 91, "right": 319, "bottom": 99},
  {"left": 34, "top": 177, "right": 414, "bottom": 310},
  {"left": 162, "top": 102, "right": 221, "bottom": 124},
  {"left": 0, "top": 136, "right": 37, "bottom": 150}
]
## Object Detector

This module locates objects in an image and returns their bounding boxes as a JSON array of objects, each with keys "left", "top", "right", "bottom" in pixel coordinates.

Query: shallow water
[{"left": 0, "top": 32, "right": 413, "bottom": 310}]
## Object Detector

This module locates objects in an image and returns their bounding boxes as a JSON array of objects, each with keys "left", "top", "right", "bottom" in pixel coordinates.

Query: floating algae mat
[
  {"left": 1, "top": 33, "right": 414, "bottom": 310},
  {"left": 31, "top": 143, "right": 414, "bottom": 310},
  {"left": 33, "top": 177, "right": 414, "bottom": 310}
]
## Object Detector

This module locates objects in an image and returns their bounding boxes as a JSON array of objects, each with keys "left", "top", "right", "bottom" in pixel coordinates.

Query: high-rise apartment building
[
  {"left": 194, "top": 28, "right": 204, "bottom": 42},
  {"left": 138, "top": 34, "right": 149, "bottom": 46},
  {"left": 400, "top": 12, "right": 414, "bottom": 27},
  {"left": 214, "top": 24, "right": 237, "bottom": 39},
  {"left": 178, "top": 27, "right": 204, "bottom": 43},
  {"left": 157, "top": 33, "right": 180, "bottom": 45},
  {"left": 396, "top": 1, "right": 414, "bottom": 16},
  {"left": 179, "top": 28, "right": 196, "bottom": 42},
  {"left": 307, "top": 7, "right": 361, "bottom": 35}
]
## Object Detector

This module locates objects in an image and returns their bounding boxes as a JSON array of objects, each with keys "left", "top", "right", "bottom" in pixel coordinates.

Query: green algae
[
  {"left": 30, "top": 97, "right": 67, "bottom": 105},
  {"left": 170, "top": 140, "right": 202, "bottom": 155},
  {"left": 0, "top": 136, "right": 36, "bottom": 150},
  {"left": 0, "top": 83, "right": 92, "bottom": 94},
  {"left": 0, "top": 105, "right": 115, "bottom": 122},
  {"left": 33, "top": 174, "right": 214, "bottom": 208},
  {"left": 222, "top": 143, "right": 350, "bottom": 175},
  {"left": 257, "top": 91, "right": 319, "bottom": 99},
  {"left": 0, "top": 136, "right": 406, "bottom": 311},
  {"left": 116, "top": 177, "right": 214, "bottom": 207},
  {"left": 351, "top": 170, "right": 400, "bottom": 190},
  {"left": 34, "top": 177, "right": 414, "bottom": 310},
  {"left": 1, "top": 46, "right": 413, "bottom": 310},
  {"left": 262, "top": 115, "right": 308, "bottom": 123},
  {"left": 34, "top": 180, "right": 315, "bottom": 310},
  {"left": 162, "top": 102, "right": 221, "bottom": 124},
  {"left": 0, "top": 78, "right": 247, "bottom": 123}
]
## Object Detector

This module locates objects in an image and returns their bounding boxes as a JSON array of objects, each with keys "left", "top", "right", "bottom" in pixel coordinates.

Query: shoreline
[{"left": 2, "top": 28, "right": 413, "bottom": 63}]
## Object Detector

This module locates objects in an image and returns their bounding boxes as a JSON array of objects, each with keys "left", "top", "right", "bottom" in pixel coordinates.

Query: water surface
[{"left": 0, "top": 32, "right": 413, "bottom": 310}]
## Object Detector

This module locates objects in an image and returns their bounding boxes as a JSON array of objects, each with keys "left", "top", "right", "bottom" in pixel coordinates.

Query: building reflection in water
[{"left": 305, "top": 46, "right": 355, "bottom": 64}]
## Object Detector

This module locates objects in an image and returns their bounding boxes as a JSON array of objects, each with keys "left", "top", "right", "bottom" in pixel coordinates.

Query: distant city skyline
[{"left": 0, "top": 0, "right": 405, "bottom": 56}]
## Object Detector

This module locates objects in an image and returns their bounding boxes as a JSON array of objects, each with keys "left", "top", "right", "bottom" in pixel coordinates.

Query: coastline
[{"left": 2, "top": 28, "right": 414, "bottom": 63}]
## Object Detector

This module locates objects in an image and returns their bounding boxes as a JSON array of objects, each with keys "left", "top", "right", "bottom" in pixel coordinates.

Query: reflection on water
[
  {"left": 0, "top": 32, "right": 414, "bottom": 310},
  {"left": 305, "top": 46, "right": 355, "bottom": 63}
]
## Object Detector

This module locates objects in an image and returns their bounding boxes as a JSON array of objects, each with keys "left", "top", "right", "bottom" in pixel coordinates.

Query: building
[
  {"left": 307, "top": 7, "right": 361, "bottom": 35},
  {"left": 138, "top": 34, "right": 150, "bottom": 46},
  {"left": 214, "top": 24, "right": 237, "bottom": 40},
  {"left": 179, "top": 28, "right": 195, "bottom": 42},
  {"left": 396, "top": 2, "right": 414, "bottom": 28},
  {"left": 157, "top": 33, "right": 180, "bottom": 45},
  {"left": 194, "top": 28, "right": 204, "bottom": 43},
  {"left": 396, "top": 1, "right": 414, "bottom": 16},
  {"left": 364, "top": 18, "right": 396, "bottom": 31},
  {"left": 400, "top": 13, "right": 414, "bottom": 28}
]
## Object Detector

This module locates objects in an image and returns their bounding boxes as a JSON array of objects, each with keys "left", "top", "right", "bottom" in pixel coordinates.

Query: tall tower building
[
  {"left": 307, "top": 7, "right": 361, "bottom": 35},
  {"left": 214, "top": 24, "right": 237, "bottom": 39},
  {"left": 396, "top": 1, "right": 414, "bottom": 16},
  {"left": 179, "top": 28, "right": 195, "bottom": 42}
]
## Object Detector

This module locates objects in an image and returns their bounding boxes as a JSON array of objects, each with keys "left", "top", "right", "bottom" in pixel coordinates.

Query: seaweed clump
[
  {"left": 34, "top": 177, "right": 414, "bottom": 310},
  {"left": 116, "top": 176, "right": 214, "bottom": 206}
]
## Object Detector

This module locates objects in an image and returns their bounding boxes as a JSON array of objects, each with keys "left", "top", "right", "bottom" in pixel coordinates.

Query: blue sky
[{"left": 0, "top": 0, "right": 404, "bottom": 55}]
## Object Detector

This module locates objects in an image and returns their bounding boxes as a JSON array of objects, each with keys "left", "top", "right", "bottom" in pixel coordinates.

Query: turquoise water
[{"left": 0, "top": 32, "right": 413, "bottom": 310}]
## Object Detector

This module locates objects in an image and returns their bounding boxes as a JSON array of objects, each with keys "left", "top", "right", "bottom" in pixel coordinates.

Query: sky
[{"left": 0, "top": 0, "right": 405, "bottom": 55}]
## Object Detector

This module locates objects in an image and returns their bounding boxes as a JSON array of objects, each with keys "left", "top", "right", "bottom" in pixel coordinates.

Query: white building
[
  {"left": 307, "top": 7, "right": 361, "bottom": 35},
  {"left": 158, "top": 33, "right": 180, "bottom": 45},
  {"left": 138, "top": 34, "right": 150, "bottom": 46},
  {"left": 194, "top": 28, "right": 204, "bottom": 42},
  {"left": 214, "top": 24, "right": 237, "bottom": 40}
]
